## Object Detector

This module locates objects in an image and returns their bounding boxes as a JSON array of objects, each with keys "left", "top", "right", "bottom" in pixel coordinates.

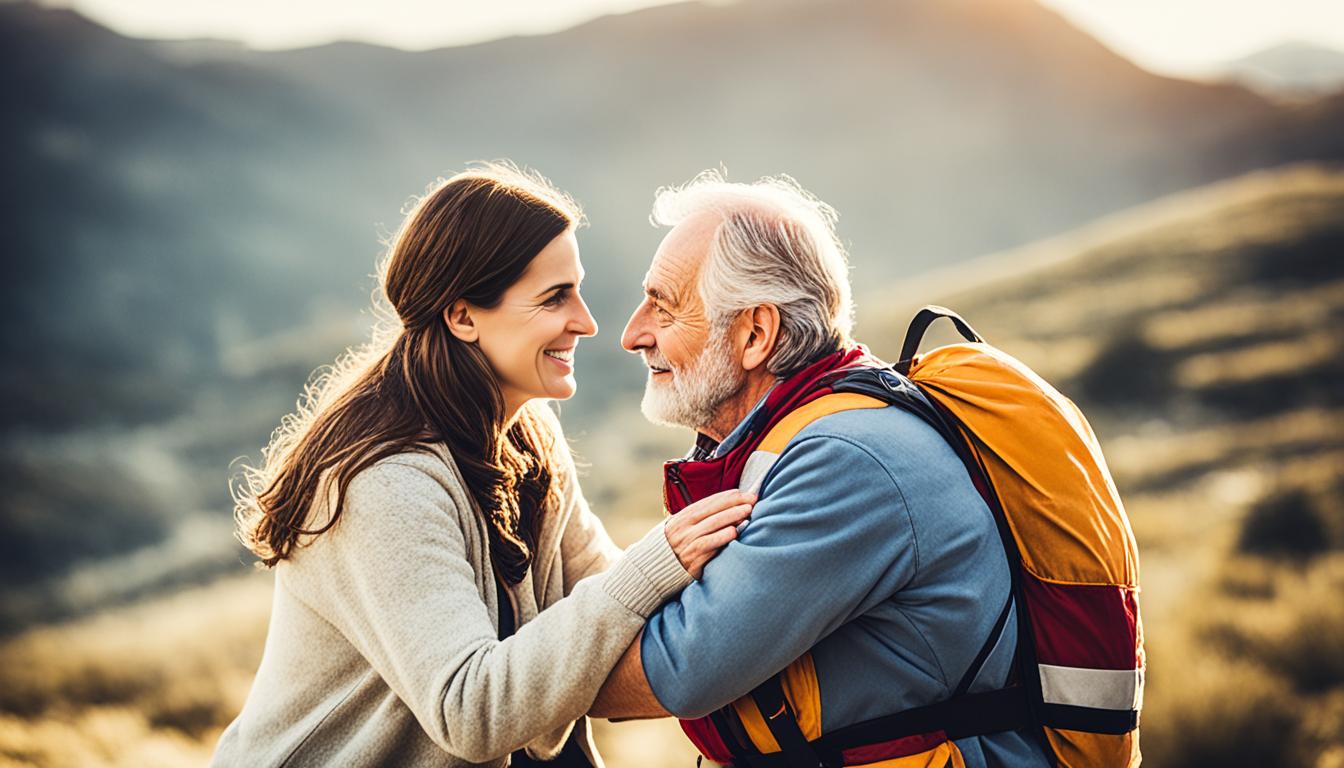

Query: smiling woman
[
  {"left": 446, "top": 228, "right": 597, "bottom": 417},
  {"left": 215, "top": 162, "right": 754, "bottom": 767}
]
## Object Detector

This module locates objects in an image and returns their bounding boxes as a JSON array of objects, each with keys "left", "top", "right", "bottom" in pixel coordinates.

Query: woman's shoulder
[
  {"left": 299, "top": 444, "right": 475, "bottom": 537},
  {"left": 347, "top": 444, "right": 468, "bottom": 501},
  {"left": 287, "top": 445, "right": 478, "bottom": 560}
]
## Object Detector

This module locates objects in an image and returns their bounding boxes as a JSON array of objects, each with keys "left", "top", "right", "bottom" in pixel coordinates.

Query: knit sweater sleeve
[{"left": 283, "top": 458, "right": 690, "bottom": 763}]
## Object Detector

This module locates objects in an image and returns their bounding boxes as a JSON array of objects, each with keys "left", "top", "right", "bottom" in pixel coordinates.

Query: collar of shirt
[{"left": 704, "top": 384, "right": 778, "bottom": 460}]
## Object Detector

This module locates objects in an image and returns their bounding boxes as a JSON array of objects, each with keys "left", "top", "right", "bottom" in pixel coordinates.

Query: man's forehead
[{"left": 644, "top": 212, "right": 720, "bottom": 304}]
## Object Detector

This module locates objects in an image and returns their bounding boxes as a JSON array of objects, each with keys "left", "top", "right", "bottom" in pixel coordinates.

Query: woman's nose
[{"left": 572, "top": 295, "right": 598, "bottom": 338}]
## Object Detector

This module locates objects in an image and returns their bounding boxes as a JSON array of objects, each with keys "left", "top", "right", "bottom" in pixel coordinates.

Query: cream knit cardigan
[{"left": 211, "top": 415, "right": 690, "bottom": 767}]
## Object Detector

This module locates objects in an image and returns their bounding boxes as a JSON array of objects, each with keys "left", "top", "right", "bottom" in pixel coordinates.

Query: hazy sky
[{"left": 42, "top": 0, "right": 1344, "bottom": 78}]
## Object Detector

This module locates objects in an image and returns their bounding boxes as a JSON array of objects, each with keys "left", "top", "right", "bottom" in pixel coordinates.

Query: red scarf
[{"left": 662, "top": 345, "right": 881, "bottom": 514}]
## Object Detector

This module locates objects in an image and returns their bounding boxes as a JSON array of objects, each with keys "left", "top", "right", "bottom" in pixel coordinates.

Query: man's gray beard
[{"left": 640, "top": 324, "right": 745, "bottom": 433}]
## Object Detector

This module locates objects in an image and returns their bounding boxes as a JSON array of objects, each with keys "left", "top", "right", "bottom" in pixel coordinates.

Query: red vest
[{"left": 662, "top": 346, "right": 881, "bottom": 516}]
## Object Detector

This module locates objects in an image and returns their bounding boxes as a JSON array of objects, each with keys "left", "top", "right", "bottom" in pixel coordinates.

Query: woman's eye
[{"left": 543, "top": 290, "right": 567, "bottom": 308}]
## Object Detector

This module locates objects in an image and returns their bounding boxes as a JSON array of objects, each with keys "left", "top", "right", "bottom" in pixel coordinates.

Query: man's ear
[
  {"left": 443, "top": 299, "right": 479, "bottom": 343},
  {"left": 740, "top": 304, "right": 781, "bottom": 372}
]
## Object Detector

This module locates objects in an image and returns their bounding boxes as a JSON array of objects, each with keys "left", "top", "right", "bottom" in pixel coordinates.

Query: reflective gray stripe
[
  {"left": 1038, "top": 664, "right": 1144, "bottom": 710},
  {"left": 738, "top": 450, "right": 779, "bottom": 495}
]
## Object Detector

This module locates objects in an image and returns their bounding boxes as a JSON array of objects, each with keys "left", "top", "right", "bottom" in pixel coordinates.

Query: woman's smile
[{"left": 543, "top": 346, "right": 575, "bottom": 371}]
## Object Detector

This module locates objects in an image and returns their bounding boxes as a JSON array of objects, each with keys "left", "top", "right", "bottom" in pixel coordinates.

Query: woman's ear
[
  {"left": 740, "top": 304, "right": 781, "bottom": 372},
  {"left": 443, "top": 299, "right": 479, "bottom": 343}
]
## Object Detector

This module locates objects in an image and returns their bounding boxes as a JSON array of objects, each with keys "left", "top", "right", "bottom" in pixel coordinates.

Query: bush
[
  {"left": 1238, "top": 488, "right": 1333, "bottom": 559},
  {"left": 1247, "top": 227, "right": 1344, "bottom": 287},
  {"left": 1199, "top": 341, "right": 1344, "bottom": 417},
  {"left": 1071, "top": 329, "right": 1175, "bottom": 409},
  {"left": 1267, "top": 602, "right": 1344, "bottom": 694}
]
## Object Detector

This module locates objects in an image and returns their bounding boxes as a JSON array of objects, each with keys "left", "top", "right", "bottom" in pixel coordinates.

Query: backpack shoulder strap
[
  {"left": 757, "top": 392, "right": 888, "bottom": 453},
  {"left": 737, "top": 392, "right": 888, "bottom": 495}
]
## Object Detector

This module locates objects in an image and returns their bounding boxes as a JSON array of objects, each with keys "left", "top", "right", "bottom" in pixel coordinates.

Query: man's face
[{"left": 621, "top": 212, "right": 745, "bottom": 431}]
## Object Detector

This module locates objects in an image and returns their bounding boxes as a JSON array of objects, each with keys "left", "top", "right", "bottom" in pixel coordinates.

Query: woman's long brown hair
[{"left": 233, "top": 163, "right": 582, "bottom": 583}]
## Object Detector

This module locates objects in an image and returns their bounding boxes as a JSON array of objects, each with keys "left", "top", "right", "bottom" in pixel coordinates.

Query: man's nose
[{"left": 622, "top": 303, "right": 654, "bottom": 352}]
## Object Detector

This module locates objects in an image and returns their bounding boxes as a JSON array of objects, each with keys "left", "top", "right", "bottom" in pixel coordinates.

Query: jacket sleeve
[
  {"left": 639, "top": 434, "right": 921, "bottom": 718},
  {"left": 284, "top": 459, "right": 690, "bottom": 763}
]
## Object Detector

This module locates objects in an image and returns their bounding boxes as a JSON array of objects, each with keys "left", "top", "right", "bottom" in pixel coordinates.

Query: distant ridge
[
  {"left": 1217, "top": 41, "right": 1344, "bottom": 97},
  {"left": 2, "top": 0, "right": 1341, "bottom": 427}
]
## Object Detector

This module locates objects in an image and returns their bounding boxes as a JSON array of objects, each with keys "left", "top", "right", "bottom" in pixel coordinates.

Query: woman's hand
[{"left": 663, "top": 489, "right": 755, "bottom": 579}]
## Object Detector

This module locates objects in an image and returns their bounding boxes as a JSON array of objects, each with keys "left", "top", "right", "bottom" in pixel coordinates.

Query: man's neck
[{"left": 698, "top": 372, "right": 777, "bottom": 443}]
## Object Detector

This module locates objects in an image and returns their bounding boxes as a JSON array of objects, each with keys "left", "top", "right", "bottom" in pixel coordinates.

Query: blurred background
[{"left": 1, "top": 0, "right": 1342, "bottom": 765}]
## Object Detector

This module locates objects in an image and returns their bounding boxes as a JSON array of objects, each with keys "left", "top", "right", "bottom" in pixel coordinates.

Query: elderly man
[{"left": 591, "top": 172, "right": 1051, "bottom": 768}]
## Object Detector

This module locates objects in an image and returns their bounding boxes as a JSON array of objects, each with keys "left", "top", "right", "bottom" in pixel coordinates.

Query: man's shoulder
[
  {"left": 748, "top": 404, "right": 953, "bottom": 503},
  {"left": 761, "top": 402, "right": 980, "bottom": 507},
  {"left": 788, "top": 403, "right": 949, "bottom": 465}
]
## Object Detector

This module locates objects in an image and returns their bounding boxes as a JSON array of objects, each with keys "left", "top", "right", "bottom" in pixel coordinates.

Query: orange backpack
[{"left": 675, "top": 307, "right": 1143, "bottom": 767}]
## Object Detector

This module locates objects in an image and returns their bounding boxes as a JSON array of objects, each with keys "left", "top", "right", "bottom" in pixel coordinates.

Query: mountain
[
  {"left": 4, "top": 0, "right": 1343, "bottom": 429},
  {"left": 1218, "top": 41, "right": 1344, "bottom": 97},
  {"left": 2, "top": 0, "right": 1344, "bottom": 427},
  {"left": 1, "top": 0, "right": 1343, "bottom": 599}
]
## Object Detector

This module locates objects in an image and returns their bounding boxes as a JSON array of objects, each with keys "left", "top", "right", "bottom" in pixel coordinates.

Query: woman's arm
[{"left": 283, "top": 459, "right": 689, "bottom": 763}]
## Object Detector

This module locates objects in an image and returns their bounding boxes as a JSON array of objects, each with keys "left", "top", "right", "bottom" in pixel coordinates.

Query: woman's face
[{"left": 466, "top": 229, "right": 598, "bottom": 416}]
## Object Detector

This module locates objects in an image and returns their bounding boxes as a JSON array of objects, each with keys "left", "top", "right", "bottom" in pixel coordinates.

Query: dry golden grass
[
  {"left": 0, "top": 574, "right": 271, "bottom": 768},
  {"left": 1139, "top": 555, "right": 1344, "bottom": 767}
]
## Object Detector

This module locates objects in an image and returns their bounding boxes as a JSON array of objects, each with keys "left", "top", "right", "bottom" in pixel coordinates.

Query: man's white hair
[{"left": 651, "top": 169, "right": 854, "bottom": 377}]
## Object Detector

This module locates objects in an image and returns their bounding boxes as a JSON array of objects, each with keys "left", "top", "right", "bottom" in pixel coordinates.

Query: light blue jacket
[{"left": 640, "top": 396, "right": 1051, "bottom": 767}]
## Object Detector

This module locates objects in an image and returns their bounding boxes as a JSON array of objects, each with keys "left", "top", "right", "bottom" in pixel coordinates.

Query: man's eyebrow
[{"left": 645, "top": 285, "right": 677, "bottom": 306}]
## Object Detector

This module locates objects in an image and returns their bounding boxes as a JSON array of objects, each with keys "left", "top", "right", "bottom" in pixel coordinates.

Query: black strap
[
  {"left": 895, "top": 306, "right": 984, "bottom": 375},
  {"left": 1040, "top": 703, "right": 1138, "bottom": 735},
  {"left": 495, "top": 571, "right": 516, "bottom": 640},
  {"left": 821, "top": 686, "right": 1033, "bottom": 752},
  {"left": 748, "top": 674, "right": 835, "bottom": 768},
  {"left": 733, "top": 687, "right": 1033, "bottom": 768},
  {"left": 710, "top": 706, "right": 756, "bottom": 763},
  {"left": 952, "top": 592, "right": 1015, "bottom": 698}
]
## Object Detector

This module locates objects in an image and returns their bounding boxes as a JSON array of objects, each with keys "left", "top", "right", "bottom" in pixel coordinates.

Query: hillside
[
  {"left": 1218, "top": 41, "right": 1344, "bottom": 97},
  {"left": 4, "top": 0, "right": 1344, "bottom": 608}
]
